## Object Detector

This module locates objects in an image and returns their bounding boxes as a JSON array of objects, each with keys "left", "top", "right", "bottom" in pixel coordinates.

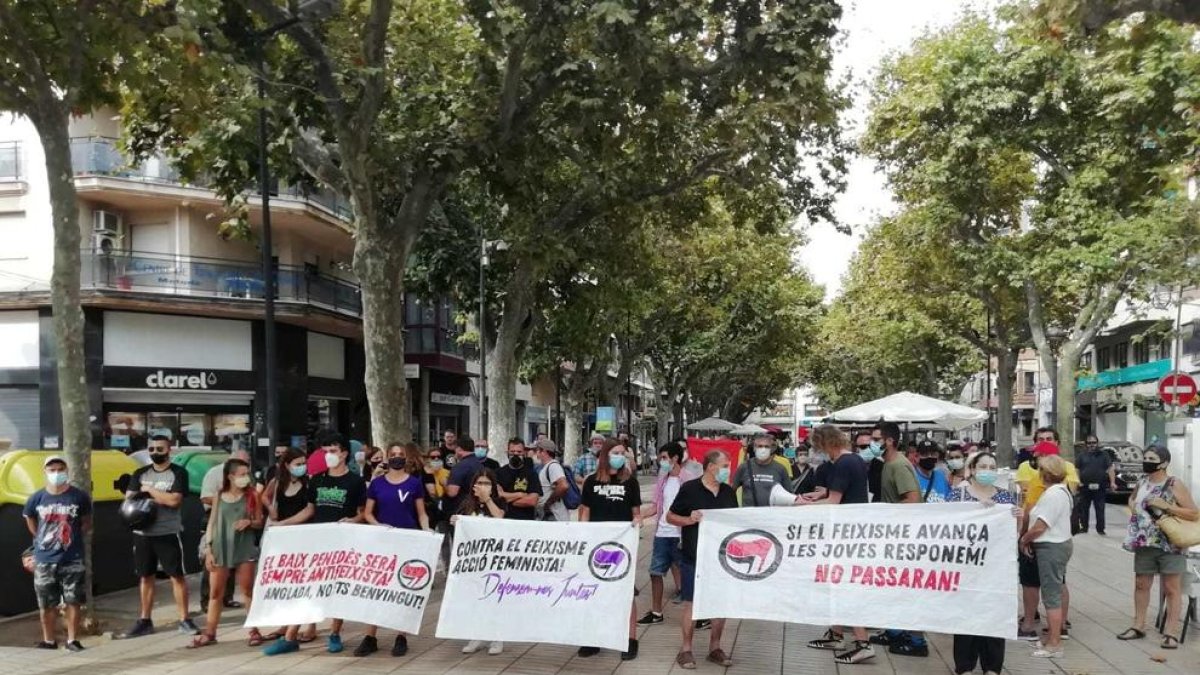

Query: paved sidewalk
[{"left": 1, "top": 502, "right": 1198, "bottom": 674}]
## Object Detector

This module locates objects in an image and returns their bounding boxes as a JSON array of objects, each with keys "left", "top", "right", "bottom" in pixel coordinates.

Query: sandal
[
  {"left": 1116, "top": 627, "right": 1146, "bottom": 640},
  {"left": 247, "top": 628, "right": 264, "bottom": 647},
  {"left": 1162, "top": 635, "right": 1179, "bottom": 650},
  {"left": 261, "top": 631, "right": 284, "bottom": 641},
  {"left": 833, "top": 641, "right": 876, "bottom": 664},
  {"left": 707, "top": 648, "right": 733, "bottom": 666},
  {"left": 188, "top": 633, "right": 218, "bottom": 649},
  {"left": 676, "top": 651, "right": 696, "bottom": 669},
  {"left": 297, "top": 630, "right": 317, "bottom": 643}
]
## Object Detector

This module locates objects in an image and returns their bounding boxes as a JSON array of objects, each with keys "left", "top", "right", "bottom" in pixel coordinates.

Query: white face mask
[
  {"left": 754, "top": 447, "right": 772, "bottom": 462},
  {"left": 325, "top": 452, "right": 341, "bottom": 469},
  {"left": 233, "top": 475, "right": 251, "bottom": 489},
  {"left": 354, "top": 451, "right": 366, "bottom": 465}
]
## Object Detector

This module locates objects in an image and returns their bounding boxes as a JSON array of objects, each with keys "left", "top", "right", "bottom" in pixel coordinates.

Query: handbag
[{"left": 1156, "top": 478, "right": 1200, "bottom": 548}]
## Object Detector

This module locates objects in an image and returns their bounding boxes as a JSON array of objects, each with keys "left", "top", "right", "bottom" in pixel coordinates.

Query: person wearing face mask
[
  {"left": 946, "top": 451, "right": 1020, "bottom": 674},
  {"left": 867, "top": 423, "right": 923, "bottom": 656},
  {"left": 858, "top": 429, "right": 885, "bottom": 502},
  {"left": 360, "top": 445, "right": 386, "bottom": 482},
  {"left": 667, "top": 450, "right": 738, "bottom": 670},
  {"left": 495, "top": 438, "right": 543, "bottom": 520},
  {"left": 574, "top": 432, "right": 606, "bottom": 489},
  {"left": 733, "top": 435, "right": 792, "bottom": 507},
  {"left": 422, "top": 447, "right": 449, "bottom": 527},
  {"left": 444, "top": 436, "right": 485, "bottom": 518},
  {"left": 1075, "top": 435, "right": 1116, "bottom": 535},
  {"left": 790, "top": 445, "right": 817, "bottom": 495},
  {"left": 265, "top": 432, "right": 365, "bottom": 656},
  {"left": 913, "top": 440, "right": 951, "bottom": 503},
  {"left": 475, "top": 439, "right": 501, "bottom": 472},
  {"left": 23, "top": 456, "right": 92, "bottom": 652},
  {"left": 200, "top": 449, "right": 251, "bottom": 614},
  {"left": 117, "top": 435, "right": 198, "bottom": 640},
  {"left": 945, "top": 446, "right": 968, "bottom": 487},
  {"left": 190, "top": 459, "right": 263, "bottom": 649},
  {"left": 1117, "top": 446, "right": 1199, "bottom": 649},
  {"left": 578, "top": 439, "right": 643, "bottom": 661},
  {"left": 260, "top": 448, "right": 317, "bottom": 646},
  {"left": 638, "top": 442, "right": 703, "bottom": 625},
  {"left": 353, "top": 443, "right": 430, "bottom": 658}
]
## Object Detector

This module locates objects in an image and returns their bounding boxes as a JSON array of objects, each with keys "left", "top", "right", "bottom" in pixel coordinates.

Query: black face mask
[
  {"left": 508, "top": 455, "right": 524, "bottom": 468},
  {"left": 918, "top": 457, "right": 938, "bottom": 471},
  {"left": 150, "top": 451, "right": 170, "bottom": 465},
  {"left": 387, "top": 457, "right": 407, "bottom": 471},
  {"left": 1029, "top": 458, "right": 1039, "bottom": 470},
  {"left": 1143, "top": 460, "right": 1164, "bottom": 474}
]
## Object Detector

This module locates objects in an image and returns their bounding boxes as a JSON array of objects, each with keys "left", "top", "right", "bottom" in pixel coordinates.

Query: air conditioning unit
[{"left": 91, "top": 210, "right": 124, "bottom": 254}]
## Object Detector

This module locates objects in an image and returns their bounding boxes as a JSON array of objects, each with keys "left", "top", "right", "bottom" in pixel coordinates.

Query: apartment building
[{"left": 0, "top": 112, "right": 470, "bottom": 452}]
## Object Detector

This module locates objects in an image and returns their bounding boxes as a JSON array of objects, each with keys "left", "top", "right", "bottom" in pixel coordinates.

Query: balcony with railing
[
  {"left": 404, "top": 295, "right": 466, "bottom": 367},
  {"left": 69, "top": 137, "right": 353, "bottom": 222},
  {"left": 81, "top": 250, "right": 362, "bottom": 318}
]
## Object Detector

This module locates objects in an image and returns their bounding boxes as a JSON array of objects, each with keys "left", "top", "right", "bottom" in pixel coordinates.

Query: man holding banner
[{"left": 666, "top": 450, "right": 738, "bottom": 670}]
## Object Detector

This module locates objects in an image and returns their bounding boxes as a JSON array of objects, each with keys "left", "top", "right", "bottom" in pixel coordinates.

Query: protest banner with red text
[
  {"left": 245, "top": 523, "right": 442, "bottom": 633},
  {"left": 692, "top": 503, "right": 1018, "bottom": 639},
  {"left": 436, "top": 517, "right": 639, "bottom": 651}
]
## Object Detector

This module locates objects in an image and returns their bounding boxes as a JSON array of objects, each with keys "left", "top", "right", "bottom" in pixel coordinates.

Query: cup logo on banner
[
  {"left": 588, "top": 542, "right": 632, "bottom": 581},
  {"left": 718, "top": 529, "right": 783, "bottom": 581},
  {"left": 397, "top": 559, "right": 432, "bottom": 591}
]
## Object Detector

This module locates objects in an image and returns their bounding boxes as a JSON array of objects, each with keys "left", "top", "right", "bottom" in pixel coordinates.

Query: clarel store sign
[{"left": 103, "top": 366, "right": 256, "bottom": 392}]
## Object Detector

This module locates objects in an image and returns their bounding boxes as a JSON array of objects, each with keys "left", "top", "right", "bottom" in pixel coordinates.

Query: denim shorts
[
  {"left": 680, "top": 559, "right": 696, "bottom": 602},
  {"left": 34, "top": 559, "right": 86, "bottom": 609},
  {"left": 649, "top": 536, "right": 682, "bottom": 576}
]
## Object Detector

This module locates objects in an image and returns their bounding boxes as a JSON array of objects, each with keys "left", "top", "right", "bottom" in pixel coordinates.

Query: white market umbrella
[
  {"left": 828, "top": 391, "right": 987, "bottom": 432},
  {"left": 731, "top": 423, "right": 770, "bottom": 437},
  {"left": 686, "top": 416, "right": 739, "bottom": 433}
]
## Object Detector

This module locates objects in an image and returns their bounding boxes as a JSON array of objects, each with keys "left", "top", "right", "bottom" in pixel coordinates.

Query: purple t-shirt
[{"left": 367, "top": 473, "right": 425, "bottom": 529}]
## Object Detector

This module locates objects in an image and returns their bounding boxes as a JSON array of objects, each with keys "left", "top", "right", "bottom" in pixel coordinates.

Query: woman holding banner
[
  {"left": 453, "top": 469, "right": 506, "bottom": 655},
  {"left": 351, "top": 443, "right": 432, "bottom": 658},
  {"left": 1018, "top": 454, "right": 1074, "bottom": 659},
  {"left": 190, "top": 458, "right": 263, "bottom": 648},
  {"left": 260, "top": 448, "right": 317, "bottom": 645},
  {"left": 947, "top": 451, "right": 1020, "bottom": 674},
  {"left": 578, "top": 438, "right": 643, "bottom": 661}
]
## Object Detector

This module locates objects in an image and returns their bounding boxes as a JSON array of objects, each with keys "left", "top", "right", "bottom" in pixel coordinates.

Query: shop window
[
  {"left": 1097, "top": 346, "right": 1111, "bottom": 371},
  {"left": 1114, "top": 342, "right": 1129, "bottom": 369},
  {"left": 107, "top": 412, "right": 147, "bottom": 451}
]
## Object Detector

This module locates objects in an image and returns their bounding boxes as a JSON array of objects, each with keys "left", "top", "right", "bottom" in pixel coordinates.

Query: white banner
[
  {"left": 436, "top": 517, "right": 639, "bottom": 651},
  {"left": 693, "top": 503, "right": 1018, "bottom": 639},
  {"left": 245, "top": 523, "right": 442, "bottom": 634}
]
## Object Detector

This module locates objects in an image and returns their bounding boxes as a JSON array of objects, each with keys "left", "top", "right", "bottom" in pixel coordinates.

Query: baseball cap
[
  {"left": 1032, "top": 441, "right": 1060, "bottom": 456},
  {"left": 916, "top": 439, "right": 941, "bottom": 455},
  {"left": 43, "top": 455, "right": 67, "bottom": 468}
]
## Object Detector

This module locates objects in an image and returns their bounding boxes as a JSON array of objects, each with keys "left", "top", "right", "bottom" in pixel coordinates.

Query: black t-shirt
[
  {"left": 275, "top": 478, "right": 310, "bottom": 521},
  {"left": 670, "top": 477, "right": 738, "bottom": 562},
  {"left": 481, "top": 457, "right": 501, "bottom": 472},
  {"left": 826, "top": 453, "right": 869, "bottom": 505},
  {"left": 1077, "top": 449, "right": 1112, "bottom": 485},
  {"left": 307, "top": 471, "right": 367, "bottom": 523},
  {"left": 791, "top": 465, "right": 817, "bottom": 495},
  {"left": 814, "top": 461, "right": 833, "bottom": 489},
  {"left": 867, "top": 458, "right": 884, "bottom": 503},
  {"left": 581, "top": 474, "right": 642, "bottom": 523},
  {"left": 496, "top": 462, "right": 543, "bottom": 520}
]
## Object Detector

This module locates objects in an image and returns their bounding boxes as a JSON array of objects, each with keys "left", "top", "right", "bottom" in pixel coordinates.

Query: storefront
[{"left": 101, "top": 366, "right": 256, "bottom": 451}]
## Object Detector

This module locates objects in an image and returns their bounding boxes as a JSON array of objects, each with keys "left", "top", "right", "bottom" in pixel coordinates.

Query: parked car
[{"left": 1074, "top": 441, "right": 1143, "bottom": 501}]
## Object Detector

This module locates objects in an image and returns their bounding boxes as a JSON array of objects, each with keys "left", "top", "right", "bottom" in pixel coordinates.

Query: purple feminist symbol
[{"left": 592, "top": 548, "right": 626, "bottom": 576}]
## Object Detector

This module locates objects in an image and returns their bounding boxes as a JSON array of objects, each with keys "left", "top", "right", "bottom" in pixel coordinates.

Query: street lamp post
[
  {"left": 1046, "top": 327, "right": 1068, "bottom": 430},
  {"left": 478, "top": 219, "right": 487, "bottom": 441}
]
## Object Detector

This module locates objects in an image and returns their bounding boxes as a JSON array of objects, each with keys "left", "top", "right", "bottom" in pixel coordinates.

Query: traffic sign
[{"left": 1158, "top": 372, "right": 1198, "bottom": 406}]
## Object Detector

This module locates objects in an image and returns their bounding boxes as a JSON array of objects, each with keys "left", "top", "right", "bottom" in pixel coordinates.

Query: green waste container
[
  {"left": 0, "top": 449, "right": 138, "bottom": 616},
  {"left": 171, "top": 449, "right": 230, "bottom": 496}
]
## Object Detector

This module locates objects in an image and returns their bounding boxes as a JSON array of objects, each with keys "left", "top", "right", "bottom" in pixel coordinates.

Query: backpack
[{"left": 555, "top": 461, "right": 583, "bottom": 510}]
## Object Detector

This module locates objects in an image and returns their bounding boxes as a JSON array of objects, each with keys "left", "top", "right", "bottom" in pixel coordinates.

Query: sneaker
[
  {"left": 637, "top": 611, "right": 664, "bottom": 625},
  {"left": 671, "top": 591, "right": 683, "bottom": 605},
  {"left": 694, "top": 619, "right": 712, "bottom": 630},
  {"left": 353, "top": 635, "right": 378, "bottom": 657},
  {"left": 65, "top": 641, "right": 85, "bottom": 653},
  {"left": 263, "top": 638, "right": 300, "bottom": 656},
  {"left": 888, "top": 641, "right": 929, "bottom": 657},
  {"left": 327, "top": 634, "right": 343, "bottom": 654},
  {"left": 462, "top": 640, "right": 483, "bottom": 654},
  {"left": 1018, "top": 629, "right": 1040, "bottom": 641},
  {"left": 487, "top": 641, "right": 504, "bottom": 656},
  {"left": 115, "top": 618, "right": 154, "bottom": 640},
  {"left": 178, "top": 618, "right": 201, "bottom": 636},
  {"left": 807, "top": 628, "right": 845, "bottom": 651},
  {"left": 867, "top": 631, "right": 894, "bottom": 646},
  {"left": 1031, "top": 646, "right": 1063, "bottom": 658},
  {"left": 833, "top": 641, "right": 876, "bottom": 664},
  {"left": 34, "top": 641, "right": 57, "bottom": 650},
  {"left": 621, "top": 638, "right": 639, "bottom": 661},
  {"left": 391, "top": 635, "right": 408, "bottom": 657},
  {"left": 1065, "top": 620, "right": 1072, "bottom": 630},
  {"left": 577, "top": 646, "right": 601, "bottom": 657}
]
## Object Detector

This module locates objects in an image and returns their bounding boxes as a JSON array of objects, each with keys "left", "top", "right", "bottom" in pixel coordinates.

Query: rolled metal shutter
[{"left": 0, "top": 387, "right": 39, "bottom": 448}]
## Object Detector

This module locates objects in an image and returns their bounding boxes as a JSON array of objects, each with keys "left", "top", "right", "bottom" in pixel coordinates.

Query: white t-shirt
[
  {"left": 656, "top": 476, "right": 682, "bottom": 538},
  {"left": 1031, "top": 483, "right": 1074, "bottom": 543},
  {"left": 200, "top": 465, "right": 223, "bottom": 505},
  {"left": 538, "top": 461, "right": 569, "bottom": 523}
]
